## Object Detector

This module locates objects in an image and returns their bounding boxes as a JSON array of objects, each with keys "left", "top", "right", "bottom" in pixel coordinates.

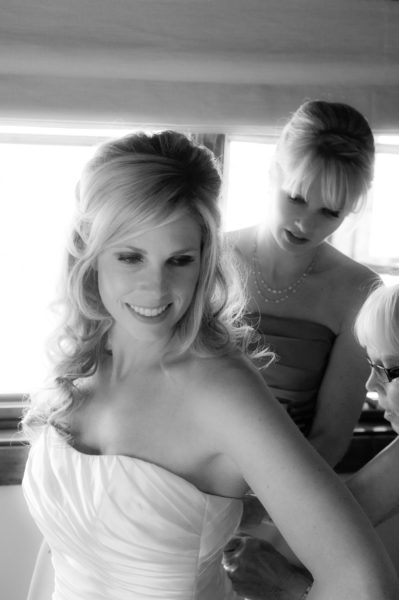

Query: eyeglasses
[{"left": 367, "top": 358, "right": 399, "bottom": 383}]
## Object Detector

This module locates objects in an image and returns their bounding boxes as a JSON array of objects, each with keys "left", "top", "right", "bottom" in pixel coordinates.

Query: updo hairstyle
[{"left": 274, "top": 100, "right": 375, "bottom": 214}]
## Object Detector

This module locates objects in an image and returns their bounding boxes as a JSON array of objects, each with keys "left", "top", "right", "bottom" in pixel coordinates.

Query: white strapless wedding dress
[{"left": 22, "top": 426, "right": 243, "bottom": 600}]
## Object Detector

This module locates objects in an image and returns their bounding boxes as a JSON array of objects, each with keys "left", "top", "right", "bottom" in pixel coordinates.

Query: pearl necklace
[{"left": 252, "top": 237, "right": 316, "bottom": 304}]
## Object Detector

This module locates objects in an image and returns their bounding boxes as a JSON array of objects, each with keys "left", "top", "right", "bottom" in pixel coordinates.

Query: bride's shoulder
[{"left": 182, "top": 351, "right": 268, "bottom": 411}]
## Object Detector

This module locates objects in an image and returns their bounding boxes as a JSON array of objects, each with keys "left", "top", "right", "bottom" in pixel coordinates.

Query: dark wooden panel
[
  {"left": 336, "top": 408, "right": 396, "bottom": 473},
  {"left": 0, "top": 431, "right": 29, "bottom": 485}
]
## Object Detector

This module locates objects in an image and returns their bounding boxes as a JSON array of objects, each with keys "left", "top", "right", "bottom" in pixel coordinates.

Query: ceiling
[{"left": 1, "top": 0, "right": 399, "bottom": 131}]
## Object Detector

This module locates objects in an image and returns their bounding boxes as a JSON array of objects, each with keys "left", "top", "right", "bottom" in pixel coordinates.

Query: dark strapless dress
[
  {"left": 246, "top": 313, "right": 336, "bottom": 436},
  {"left": 222, "top": 314, "right": 337, "bottom": 597}
]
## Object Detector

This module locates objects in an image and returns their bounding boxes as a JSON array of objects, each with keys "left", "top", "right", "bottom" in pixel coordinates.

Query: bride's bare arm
[
  {"left": 207, "top": 358, "right": 398, "bottom": 600},
  {"left": 347, "top": 437, "right": 399, "bottom": 527}
]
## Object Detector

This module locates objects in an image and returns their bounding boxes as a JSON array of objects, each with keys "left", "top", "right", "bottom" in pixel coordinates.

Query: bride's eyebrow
[
  {"left": 123, "top": 245, "right": 145, "bottom": 252},
  {"left": 117, "top": 245, "right": 200, "bottom": 255},
  {"left": 169, "top": 247, "right": 200, "bottom": 254}
]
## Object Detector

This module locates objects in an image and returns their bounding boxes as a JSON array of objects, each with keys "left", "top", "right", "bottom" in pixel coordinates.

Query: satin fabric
[
  {"left": 23, "top": 426, "right": 243, "bottom": 600},
  {"left": 246, "top": 313, "right": 336, "bottom": 436}
]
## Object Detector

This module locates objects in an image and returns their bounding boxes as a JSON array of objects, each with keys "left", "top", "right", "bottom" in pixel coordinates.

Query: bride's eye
[
  {"left": 116, "top": 253, "right": 143, "bottom": 264},
  {"left": 168, "top": 255, "right": 196, "bottom": 267}
]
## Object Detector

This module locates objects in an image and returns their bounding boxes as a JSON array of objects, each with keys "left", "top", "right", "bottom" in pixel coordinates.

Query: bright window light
[
  {"left": 223, "top": 140, "right": 276, "bottom": 231},
  {"left": 224, "top": 135, "right": 399, "bottom": 286},
  {"left": 368, "top": 152, "right": 399, "bottom": 261},
  {"left": 0, "top": 143, "right": 95, "bottom": 393},
  {"left": 1, "top": 132, "right": 399, "bottom": 393}
]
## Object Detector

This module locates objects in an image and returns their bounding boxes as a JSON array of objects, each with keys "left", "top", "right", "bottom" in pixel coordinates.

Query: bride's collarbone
[
  {"left": 69, "top": 385, "right": 192, "bottom": 455},
  {"left": 65, "top": 384, "right": 243, "bottom": 496}
]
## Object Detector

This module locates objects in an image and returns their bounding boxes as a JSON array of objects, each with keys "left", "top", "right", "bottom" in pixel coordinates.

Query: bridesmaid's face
[{"left": 268, "top": 173, "right": 349, "bottom": 254}]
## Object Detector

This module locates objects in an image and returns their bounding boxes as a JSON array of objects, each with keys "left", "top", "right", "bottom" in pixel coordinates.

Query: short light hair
[
  {"left": 355, "top": 284, "right": 399, "bottom": 355},
  {"left": 274, "top": 100, "right": 375, "bottom": 214}
]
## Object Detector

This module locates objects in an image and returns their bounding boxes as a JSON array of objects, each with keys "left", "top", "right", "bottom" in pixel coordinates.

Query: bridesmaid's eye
[
  {"left": 288, "top": 194, "right": 306, "bottom": 204},
  {"left": 321, "top": 208, "right": 340, "bottom": 219}
]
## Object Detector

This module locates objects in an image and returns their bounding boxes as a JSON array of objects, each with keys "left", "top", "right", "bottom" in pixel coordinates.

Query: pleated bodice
[{"left": 23, "top": 426, "right": 243, "bottom": 600}]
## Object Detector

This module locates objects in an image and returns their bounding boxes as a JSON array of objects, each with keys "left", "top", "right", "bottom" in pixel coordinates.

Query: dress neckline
[
  {"left": 245, "top": 312, "right": 336, "bottom": 337},
  {"left": 49, "top": 425, "right": 243, "bottom": 504}
]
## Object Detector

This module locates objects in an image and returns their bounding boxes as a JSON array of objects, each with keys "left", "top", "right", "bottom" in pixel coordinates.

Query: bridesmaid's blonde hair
[{"left": 274, "top": 100, "right": 375, "bottom": 214}]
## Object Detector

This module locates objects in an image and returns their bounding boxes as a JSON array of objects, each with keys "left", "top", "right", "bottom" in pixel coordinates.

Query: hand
[
  {"left": 223, "top": 535, "right": 313, "bottom": 600},
  {"left": 240, "top": 494, "right": 270, "bottom": 529}
]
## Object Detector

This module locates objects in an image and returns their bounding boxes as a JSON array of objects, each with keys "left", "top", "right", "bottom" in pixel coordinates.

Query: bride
[{"left": 22, "top": 130, "right": 398, "bottom": 599}]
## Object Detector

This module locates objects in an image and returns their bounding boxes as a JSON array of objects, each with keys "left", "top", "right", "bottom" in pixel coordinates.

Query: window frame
[
  {"left": 224, "top": 132, "right": 399, "bottom": 276},
  {"left": 1, "top": 128, "right": 399, "bottom": 482},
  {"left": 2, "top": 129, "right": 399, "bottom": 399},
  {"left": 0, "top": 127, "right": 118, "bottom": 472}
]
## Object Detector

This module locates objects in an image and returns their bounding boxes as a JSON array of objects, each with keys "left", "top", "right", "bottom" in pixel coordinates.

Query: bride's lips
[
  {"left": 284, "top": 229, "right": 309, "bottom": 245},
  {"left": 125, "top": 302, "right": 172, "bottom": 323}
]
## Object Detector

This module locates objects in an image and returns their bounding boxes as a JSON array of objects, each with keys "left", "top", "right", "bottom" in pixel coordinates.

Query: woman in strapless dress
[
  {"left": 21, "top": 130, "right": 397, "bottom": 600},
  {"left": 229, "top": 100, "right": 380, "bottom": 468},
  {"left": 226, "top": 100, "right": 383, "bottom": 596}
]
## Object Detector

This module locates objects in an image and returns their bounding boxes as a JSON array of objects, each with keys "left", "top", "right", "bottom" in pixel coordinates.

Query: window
[
  {"left": 224, "top": 134, "right": 399, "bottom": 287},
  {"left": 222, "top": 137, "right": 276, "bottom": 231},
  {"left": 1, "top": 129, "right": 399, "bottom": 397},
  {"left": 0, "top": 128, "right": 131, "bottom": 395}
]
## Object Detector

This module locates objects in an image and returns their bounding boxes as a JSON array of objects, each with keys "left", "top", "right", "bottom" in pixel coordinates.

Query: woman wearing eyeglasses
[{"left": 347, "top": 283, "right": 399, "bottom": 527}]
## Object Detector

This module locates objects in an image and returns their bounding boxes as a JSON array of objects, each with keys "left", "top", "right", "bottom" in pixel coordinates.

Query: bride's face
[{"left": 97, "top": 215, "right": 202, "bottom": 345}]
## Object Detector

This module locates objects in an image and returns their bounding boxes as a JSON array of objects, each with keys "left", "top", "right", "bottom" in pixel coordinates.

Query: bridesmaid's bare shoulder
[
  {"left": 321, "top": 243, "right": 380, "bottom": 292},
  {"left": 316, "top": 243, "right": 382, "bottom": 328}
]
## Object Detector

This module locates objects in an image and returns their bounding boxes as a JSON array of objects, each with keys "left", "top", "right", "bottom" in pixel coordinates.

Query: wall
[
  {"left": 1, "top": 0, "right": 399, "bottom": 132},
  {"left": 0, "top": 486, "right": 41, "bottom": 600}
]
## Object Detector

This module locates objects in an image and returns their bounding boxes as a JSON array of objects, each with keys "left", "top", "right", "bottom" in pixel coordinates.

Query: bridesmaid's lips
[{"left": 284, "top": 229, "right": 309, "bottom": 245}]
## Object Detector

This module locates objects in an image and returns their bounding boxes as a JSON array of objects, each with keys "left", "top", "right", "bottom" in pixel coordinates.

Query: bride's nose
[{"left": 139, "top": 264, "right": 168, "bottom": 294}]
